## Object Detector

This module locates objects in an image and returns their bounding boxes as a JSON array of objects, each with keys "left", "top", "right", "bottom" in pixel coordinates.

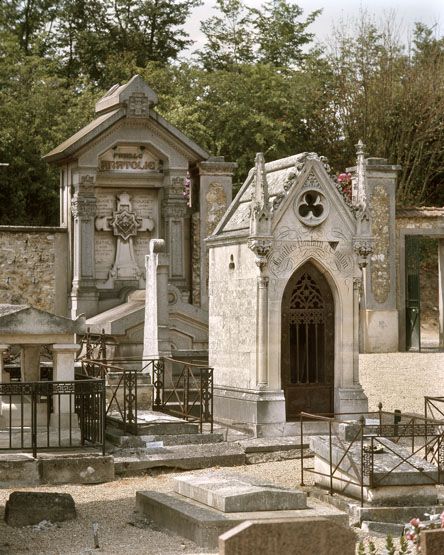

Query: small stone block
[
  {"left": 421, "top": 528, "right": 444, "bottom": 555},
  {"left": 5, "top": 492, "right": 76, "bottom": 527},
  {"left": 174, "top": 473, "right": 307, "bottom": 512},
  {"left": 218, "top": 517, "right": 356, "bottom": 555}
]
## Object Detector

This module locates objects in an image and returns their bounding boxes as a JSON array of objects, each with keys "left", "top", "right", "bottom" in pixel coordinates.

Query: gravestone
[
  {"left": 218, "top": 517, "right": 356, "bottom": 555},
  {"left": 136, "top": 470, "right": 348, "bottom": 549},
  {"left": 4, "top": 491, "right": 76, "bottom": 527},
  {"left": 421, "top": 529, "right": 444, "bottom": 555}
]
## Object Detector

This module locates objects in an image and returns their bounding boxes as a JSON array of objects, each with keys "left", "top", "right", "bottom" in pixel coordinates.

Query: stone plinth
[
  {"left": 311, "top": 435, "right": 439, "bottom": 505},
  {"left": 174, "top": 472, "right": 307, "bottom": 513},
  {"left": 136, "top": 469, "right": 347, "bottom": 549},
  {"left": 219, "top": 517, "right": 356, "bottom": 555}
]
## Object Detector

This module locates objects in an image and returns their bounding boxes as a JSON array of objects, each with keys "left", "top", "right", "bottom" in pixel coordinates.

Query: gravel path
[{"left": 1, "top": 352, "right": 443, "bottom": 554}]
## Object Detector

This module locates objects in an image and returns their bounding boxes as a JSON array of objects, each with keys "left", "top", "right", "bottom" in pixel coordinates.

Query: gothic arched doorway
[{"left": 281, "top": 262, "right": 334, "bottom": 418}]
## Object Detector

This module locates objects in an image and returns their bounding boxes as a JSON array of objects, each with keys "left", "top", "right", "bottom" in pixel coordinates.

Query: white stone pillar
[
  {"left": 257, "top": 276, "right": 269, "bottom": 387},
  {"left": 439, "top": 239, "right": 444, "bottom": 348},
  {"left": 52, "top": 344, "right": 79, "bottom": 425},
  {"left": 0, "top": 344, "right": 10, "bottom": 384},
  {"left": 0, "top": 344, "right": 9, "bottom": 416},
  {"left": 353, "top": 278, "right": 361, "bottom": 385},
  {"left": 143, "top": 240, "right": 162, "bottom": 360},
  {"left": 21, "top": 345, "right": 41, "bottom": 382}
]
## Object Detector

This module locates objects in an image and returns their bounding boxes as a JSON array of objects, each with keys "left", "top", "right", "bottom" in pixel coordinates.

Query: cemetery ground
[{"left": 1, "top": 352, "right": 444, "bottom": 554}]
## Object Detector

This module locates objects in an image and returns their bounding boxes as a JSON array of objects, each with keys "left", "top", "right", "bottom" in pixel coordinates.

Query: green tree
[
  {"left": 197, "top": 0, "right": 255, "bottom": 70},
  {"left": 251, "top": 0, "right": 321, "bottom": 67}
]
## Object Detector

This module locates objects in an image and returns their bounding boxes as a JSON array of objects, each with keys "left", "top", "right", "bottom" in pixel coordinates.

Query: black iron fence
[
  {"left": 300, "top": 409, "right": 444, "bottom": 507},
  {"left": 0, "top": 379, "right": 106, "bottom": 457},
  {"left": 153, "top": 357, "right": 213, "bottom": 433},
  {"left": 80, "top": 356, "right": 213, "bottom": 433}
]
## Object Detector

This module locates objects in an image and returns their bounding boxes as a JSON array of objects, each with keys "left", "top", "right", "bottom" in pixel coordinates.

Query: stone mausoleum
[
  {"left": 42, "top": 75, "right": 236, "bottom": 359},
  {"left": 1, "top": 74, "right": 443, "bottom": 435}
]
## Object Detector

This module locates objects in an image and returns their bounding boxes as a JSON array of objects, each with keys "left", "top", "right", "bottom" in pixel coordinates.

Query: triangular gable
[
  {"left": 0, "top": 305, "right": 84, "bottom": 335},
  {"left": 272, "top": 158, "right": 356, "bottom": 237}
]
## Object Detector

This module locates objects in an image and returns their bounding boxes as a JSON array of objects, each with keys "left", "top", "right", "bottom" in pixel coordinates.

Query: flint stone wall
[{"left": 0, "top": 226, "right": 68, "bottom": 316}]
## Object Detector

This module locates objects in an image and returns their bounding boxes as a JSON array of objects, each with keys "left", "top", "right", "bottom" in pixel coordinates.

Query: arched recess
[{"left": 281, "top": 261, "right": 334, "bottom": 418}]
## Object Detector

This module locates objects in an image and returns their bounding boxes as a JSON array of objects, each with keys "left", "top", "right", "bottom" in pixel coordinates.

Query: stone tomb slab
[
  {"left": 136, "top": 490, "right": 348, "bottom": 550},
  {"left": 174, "top": 472, "right": 307, "bottom": 512},
  {"left": 310, "top": 435, "right": 439, "bottom": 505}
]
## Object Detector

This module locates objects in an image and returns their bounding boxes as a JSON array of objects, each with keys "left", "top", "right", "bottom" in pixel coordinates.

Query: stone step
[
  {"left": 236, "top": 436, "right": 311, "bottom": 464},
  {"left": 106, "top": 426, "right": 224, "bottom": 448},
  {"left": 114, "top": 443, "right": 246, "bottom": 476},
  {"left": 361, "top": 520, "right": 405, "bottom": 537},
  {"left": 284, "top": 421, "right": 331, "bottom": 436},
  {"left": 353, "top": 505, "right": 444, "bottom": 525},
  {"left": 174, "top": 471, "right": 307, "bottom": 512},
  {"left": 135, "top": 490, "right": 348, "bottom": 550},
  {"left": 107, "top": 410, "right": 200, "bottom": 436}
]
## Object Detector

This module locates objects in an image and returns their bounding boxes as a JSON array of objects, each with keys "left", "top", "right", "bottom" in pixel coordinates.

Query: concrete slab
[
  {"left": 38, "top": 454, "right": 114, "bottom": 484},
  {"left": 114, "top": 443, "right": 245, "bottom": 476},
  {"left": 136, "top": 490, "right": 348, "bottom": 549},
  {"left": 0, "top": 454, "right": 39, "bottom": 488},
  {"left": 174, "top": 472, "right": 307, "bottom": 512}
]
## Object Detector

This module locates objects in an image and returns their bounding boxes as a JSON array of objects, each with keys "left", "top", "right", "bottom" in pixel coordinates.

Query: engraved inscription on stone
[
  {"left": 134, "top": 237, "right": 151, "bottom": 269},
  {"left": 133, "top": 195, "right": 155, "bottom": 218},
  {"left": 96, "top": 194, "right": 115, "bottom": 217},
  {"left": 95, "top": 235, "right": 115, "bottom": 268}
]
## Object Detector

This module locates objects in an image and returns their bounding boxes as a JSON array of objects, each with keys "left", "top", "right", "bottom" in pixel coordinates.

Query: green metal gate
[{"left": 405, "top": 235, "right": 422, "bottom": 351}]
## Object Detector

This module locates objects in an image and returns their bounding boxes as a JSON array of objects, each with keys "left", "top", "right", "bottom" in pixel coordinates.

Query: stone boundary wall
[{"left": 0, "top": 226, "right": 69, "bottom": 315}]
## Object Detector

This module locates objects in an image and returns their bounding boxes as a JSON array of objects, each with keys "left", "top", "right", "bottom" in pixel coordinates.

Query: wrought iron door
[
  {"left": 281, "top": 262, "right": 334, "bottom": 418},
  {"left": 405, "top": 235, "right": 421, "bottom": 351}
]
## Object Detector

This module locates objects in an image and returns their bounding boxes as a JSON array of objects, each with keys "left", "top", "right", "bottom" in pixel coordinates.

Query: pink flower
[{"left": 410, "top": 518, "right": 421, "bottom": 527}]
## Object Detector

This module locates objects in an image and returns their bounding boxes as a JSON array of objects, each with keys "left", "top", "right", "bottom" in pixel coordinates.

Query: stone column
[
  {"left": 51, "top": 343, "right": 79, "bottom": 428},
  {"left": 438, "top": 239, "right": 444, "bottom": 348},
  {"left": 349, "top": 158, "right": 400, "bottom": 352},
  {"left": 257, "top": 276, "right": 269, "bottom": 387},
  {"left": 21, "top": 345, "right": 41, "bottom": 382},
  {"left": 197, "top": 157, "right": 236, "bottom": 309},
  {"left": 70, "top": 173, "right": 98, "bottom": 319},
  {"left": 0, "top": 344, "right": 9, "bottom": 417},
  {"left": 162, "top": 172, "right": 190, "bottom": 300},
  {"left": 0, "top": 344, "right": 10, "bottom": 384},
  {"left": 143, "top": 239, "right": 171, "bottom": 360},
  {"left": 353, "top": 278, "right": 361, "bottom": 385}
]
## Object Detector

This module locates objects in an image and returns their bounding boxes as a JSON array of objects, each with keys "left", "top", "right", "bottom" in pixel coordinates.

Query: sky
[{"left": 186, "top": 0, "right": 444, "bottom": 51}]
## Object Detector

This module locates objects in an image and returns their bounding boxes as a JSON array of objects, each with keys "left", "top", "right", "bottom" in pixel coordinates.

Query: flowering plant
[
  {"left": 403, "top": 512, "right": 444, "bottom": 552},
  {"left": 336, "top": 172, "right": 353, "bottom": 203}
]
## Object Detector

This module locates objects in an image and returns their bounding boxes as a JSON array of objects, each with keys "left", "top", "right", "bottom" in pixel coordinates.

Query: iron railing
[
  {"left": 0, "top": 379, "right": 106, "bottom": 457},
  {"left": 153, "top": 357, "right": 213, "bottom": 432},
  {"left": 300, "top": 409, "right": 444, "bottom": 507}
]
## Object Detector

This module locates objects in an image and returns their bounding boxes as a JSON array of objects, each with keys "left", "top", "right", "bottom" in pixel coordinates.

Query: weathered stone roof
[
  {"left": 0, "top": 305, "right": 85, "bottom": 335},
  {"left": 0, "top": 304, "right": 29, "bottom": 318},
  {"left": 212, "top": 152, "right": 341, "bottom": 238},
  {"left": 43, "top": 75, "right": 209, "bottom": 164}
]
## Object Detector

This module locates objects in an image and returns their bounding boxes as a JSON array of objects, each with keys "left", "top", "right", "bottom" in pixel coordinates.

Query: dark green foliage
[{"left": 0, "top": 1, "right": 443, "bottom": 224}]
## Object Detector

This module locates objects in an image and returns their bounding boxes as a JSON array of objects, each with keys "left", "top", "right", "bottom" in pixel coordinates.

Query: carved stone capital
[
  {"left": 248, "top": 237, "right": 272, "bottom": 270},
  {"left": 353, "top": 237, "right": 373, "bottom": 269},
  {"left": 71, "top": 195, "right": 97, "bottom": 221}
]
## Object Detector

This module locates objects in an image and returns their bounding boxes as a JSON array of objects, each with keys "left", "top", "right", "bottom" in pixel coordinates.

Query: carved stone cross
[{"left": 95, "top": 192, "right": 155, "bottom": 283}]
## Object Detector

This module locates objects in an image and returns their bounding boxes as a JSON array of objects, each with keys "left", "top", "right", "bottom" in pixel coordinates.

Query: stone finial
[
  {"left": 354, "top": 139, "right": 367, "bottom": 212},
  {"left": 248, "top": 153, "right": 273, "bottom": 270}
]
